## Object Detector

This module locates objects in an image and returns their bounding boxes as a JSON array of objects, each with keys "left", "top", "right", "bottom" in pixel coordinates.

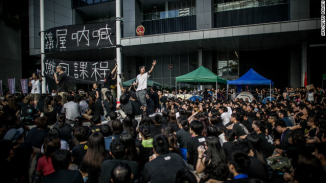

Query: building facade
[{"left": 1, "top": 0, "right": 325, "bottom": 92}]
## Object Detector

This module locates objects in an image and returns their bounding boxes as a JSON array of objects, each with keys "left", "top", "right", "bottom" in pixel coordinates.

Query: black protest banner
[
  {"left": 44, "top": 58, "right": 116, "bottom": 84},
  {"left": 44, "top": 21, "right": 116, "bottom": 53}
]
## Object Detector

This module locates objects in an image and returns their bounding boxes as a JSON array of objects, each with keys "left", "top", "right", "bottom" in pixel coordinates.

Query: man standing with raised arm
[{"left": 133, "top": 60, "right": 156, "bottom": 114}]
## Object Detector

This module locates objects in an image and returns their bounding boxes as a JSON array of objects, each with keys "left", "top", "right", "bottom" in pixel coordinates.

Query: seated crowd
[{"left": 0, "top": 85, "right": 326, "bottom": 183}]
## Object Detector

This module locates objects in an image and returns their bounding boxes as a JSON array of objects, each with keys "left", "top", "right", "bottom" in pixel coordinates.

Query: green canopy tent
[
  {"left": 122, "top": 78, "right": 162, "bottom": 87},
  {"left": 176, "top": 66, "right": 227, "bottom": 91}
]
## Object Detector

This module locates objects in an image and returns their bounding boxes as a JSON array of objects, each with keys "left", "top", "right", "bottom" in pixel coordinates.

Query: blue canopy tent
[{"left": 227, "top": 68, "right": 274, "bottom": 100}]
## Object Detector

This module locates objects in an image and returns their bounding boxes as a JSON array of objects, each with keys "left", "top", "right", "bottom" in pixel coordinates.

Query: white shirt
[
  {"left": 221, "top": 112, "right": 231, "bottom": 126},
  {"left": 30, "top": 79, "right": 41, "bottom": 94},
  {"left": 136, "top": 72, "right": 150, "bottom": 91}
]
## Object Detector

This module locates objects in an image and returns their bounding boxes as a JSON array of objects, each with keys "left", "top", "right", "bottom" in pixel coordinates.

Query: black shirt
[
  {"left": 90, "top": 100, "right": 104, "bottom": 115},
  {"left": 278, "top": 129, "right": 292, "bottom": 150},
  {"left": 223, "top": 141, "right": 235, "bottom": 158},
  {"left": 103, "top": 98, "right": 116, "bottom": 118},
  {"left": 41, "top": 169, "right": 83, "bottom": 183},
  {"left": 159, "top": 96, "right": 168, "bottom": 108},
  {"left": 72, "top": 143, "right": 88, "bottom": 167},
  {"left": 103, "top": 73, "right": 112, "bottom": 89},
  {"left": 141, "top": 152, "right": 186, "bottom": 183},
  {"left": 98, "top": 159, "right": 138, "bottom": 183},
  {"left": 95, "top": 88, "right": 102, "bottom": 100},
  {"left": 26, "top": 128, "right": 49, "bottom": 148},
  {"left": 232, "top": 122, "right": 249, "bottom": 137},
  {"left": 187, "top": 136, "right": 206, "bottom": 167},
  {"left": 241, "top": 120, "right": 253, "bottom": 133},
  {"left": 176, "top": 128, "right": 191, "bottom": 149},
  {"left": 135, "top": 139, "right": 154, "bottom": 172},
  {"left": 37, "top": 99, "right": 45, "bottom": 112},
  {"left": 256, "top": 132, "right": 275, "bottom": 158},
  {"left": 54, "top": 122, "right": 72, "bottom": 142},
  {"left": 57, "top": 72, "right": 68, "bottom": 93},
  {"left": 150, "top": 92, "right": 160, "bottom": 110},
  {"left": 146, "top": 98, "right": 155, "bottom": 114},
  {"left": 247, "top": 157, "right": 268, "bottom": 181},
  {"left": 150, "top": 124, "right": 162, "bottom": 138},
  {"left": 120, "top": 101, "right": 133, "bottom": 114},
  {"left": 44, "top": 106, "right": 59, "bottom": 125},
  {"left": 130, "top": 100, "right": 142, "bottom": 116}
]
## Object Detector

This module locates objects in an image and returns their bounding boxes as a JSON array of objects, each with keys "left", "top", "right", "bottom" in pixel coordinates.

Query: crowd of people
[{"left": 1, "top": 63, "right": 326, "bottom": 183}]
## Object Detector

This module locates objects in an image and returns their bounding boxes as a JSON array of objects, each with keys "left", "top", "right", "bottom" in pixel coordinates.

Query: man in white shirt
[
  {"left": 219, "top": 106, "right": 231, "bottom": 126},
  {"left": 28, "top": 72, "right": 42, "bottom": 106},
  {"left": 133, "top": 60, "right": 156, "bottom": 113}
]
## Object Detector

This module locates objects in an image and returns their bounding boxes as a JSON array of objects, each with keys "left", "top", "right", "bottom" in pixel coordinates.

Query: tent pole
[
  {"left": 175, "top": 81, "right": 177, "bottom": 94},
  {"left": 270, "top": 84, "right": 272, "bottom": 100},
  {"left": 227, "top": 84, "right": 229, "bottom": 100}
]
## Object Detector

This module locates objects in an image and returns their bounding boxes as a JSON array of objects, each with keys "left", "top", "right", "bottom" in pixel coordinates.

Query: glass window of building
[
  {"left": 189, "top": 53, "right": 197, "bottom": 72},
  {"left": 162, "top": 56, "right": 171, "bottom": 78},
  {"left": 152, "top": 57, "right": 162, "bottom": 79},
  {"left": 171, "top": 55, "right": 180, "bottom": 77},
  {"left": 228, "top": 51, "right": 239, "bottom": 76},
  {"left": 180, "top": 54, "right": 189, "bottom": 75},
  {"left": 218, "top": 53, "right": 227, "bottom": 77}
]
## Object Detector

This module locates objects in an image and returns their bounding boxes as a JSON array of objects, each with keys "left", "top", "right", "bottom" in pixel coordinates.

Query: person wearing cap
[
  {"left": 4, "top": 128, "right": 34, "bottom": 182},
  {"left": 133, "top": 60, "right": 156, "bottom": 115}
]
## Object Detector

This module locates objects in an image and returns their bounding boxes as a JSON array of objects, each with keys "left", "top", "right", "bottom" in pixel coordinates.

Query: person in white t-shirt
[
  {"left": 28, "top": 72, "right": 42, "bottom": 106},
  {"left": 133, "top": 60, "right": 156, "bottom": 114}
]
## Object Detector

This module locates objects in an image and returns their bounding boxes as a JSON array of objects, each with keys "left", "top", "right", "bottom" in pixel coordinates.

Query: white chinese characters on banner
[
  {"left": 56, "top": 29, "right": 67, "bottom": 49},
  {"left": 45, "top": 32, "right": 54, "bottom": 50},
  {"left": 80, "top": 62, "right": 89, "bottom": 79},
  {"left": 71, "top": 26, "right": 90, "bottom": 46},
  {"left": 44, "top": 60, "right": 56, "bottom": 75},
  {"left": 92, "top": 24, "right": 114, "bottom": 46}
]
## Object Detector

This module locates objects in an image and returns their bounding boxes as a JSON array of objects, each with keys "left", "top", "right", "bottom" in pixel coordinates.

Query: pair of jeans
[{"left": 136, "top": 89, "right": 147, "bottom": 107}]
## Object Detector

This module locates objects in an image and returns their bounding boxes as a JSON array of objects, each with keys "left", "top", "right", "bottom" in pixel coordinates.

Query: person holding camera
[
  {"left": 28, "top": 72, "right": 42, "bottom": 106},
  {"left": 54, "top": 65, "right": 68, "bottom": 104}
]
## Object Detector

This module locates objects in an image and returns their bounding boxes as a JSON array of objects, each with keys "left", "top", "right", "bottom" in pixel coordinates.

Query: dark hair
[
  {"left": 189, "top": 120, "right": 203, "bottom": 135},
  {"left": 110, "top": 138, "right": 126, "bottom": 159},
  {"left": 57, "top": 114, "right": 66, "bottom": 128},
  {"left": 153, "top": 114, "right": 162, "bottom": 124},
  {"left": 75, "top": 94, "right": 82, "bottom": 102},
  {"left": 168, "top": 112, "right": 177, "bottom": 126},
  {"left": 228, "top": 150, "right": 251, "bottom": 174},
  {"left": 293, "top": 163, "right": 325, "bottom": 183},
  {"left": 120, "top": 94, "right": 129, "bottom": 105},
  {"left": 216, "top": 126, "right": 226, "bottom": 137},
  {"left": 139, "top": 116, "right": 153, "bottom": 126},
  {"left": 225, "top": 130, "right": 236, "bottom": 142},
  {"left": 161, "top": 125, "right": 174, "bottom": 136},
  {"left": 48, "top": 128, "right": 61, "bottom": 139},
  {"left": 109, "top": 112, "right": 118, "bottom": 120},
  {"left": 52, "top": 150, "right": 71, "bottom": 171},
  {"left": 74, "top": 127, "right": 87, "bottom": 142},
  {"left": 44, "top": 96, "right": 54, "bottom": 115},
  {"left": 140, "top": 126, "right": 151, "bottom": 139},
  {"left": 210, "top": 116, "right": 220, "bottom": 125},
  {"left": 290, "top": 131, "right": 306, "bottom": 147},
  {"left": 315, "top": 142, "right": 326, "bottom": 159},
  {"left": 153, "top": 135, "right": 169, "bottom": 155},
  {"left": 175, "top": 168, "right": 197, "bottom": 183},
  {"left": 83, "top": 132, "right": 105, "bottom": 168},
  {"left": 111, "top": 162, "right": 132, "bottom": 183},
  {"left": 166, "top": 133, "right": 181, "bottom": 155},
  {"left": 207, "top": 126, "right": 218, "bottom": 137},
  {"left": 43, "top": 136, "right": 61, "bottom": 158},
  {"left": 253, "top": 120, "right": 266, "bottom": 132},
  {"left": 112, "top": 120, "right": 123, "bottom": 135},
  {"left": 204, "top": 136, "right": 229, "bottom": 181},
  {"left": 36, "top": 116, "right": 48, "bottom": 129},
  {"left": 67, "top": 95, "right": 74, "bottom": 102},
  {"left": 121, "top": 133, "right": 138, "bottom": 161},
  {"left": 100, "top": 124, "right": 111, "bottom": 137},
  {"left": 91, "top": 115, "right": 101, "bottom": 125},
  {"left": 276, "top": 120, "right": 286, "bottom": 128},
  {"left": 105, "top": 91, "right": 114, "bottom": 109},
  {"left": 279, "top": 110, "right": 287, "bottom": 117},
  {"left": 0, "top": 140, "right": 13, "bottom": 160},
  {"left": 122, "top": 116, "right": 135, "bottom": 137},
  {"left": 231, "top": 113, "right": 241, "bottom": 122},
  {"left": 178, "top": 118, "right": 189, "bottom": 131}
]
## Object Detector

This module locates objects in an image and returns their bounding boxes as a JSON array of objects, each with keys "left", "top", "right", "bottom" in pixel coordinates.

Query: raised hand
[{"left": 152, "top": 60, "right": 156, "bottom": 65}]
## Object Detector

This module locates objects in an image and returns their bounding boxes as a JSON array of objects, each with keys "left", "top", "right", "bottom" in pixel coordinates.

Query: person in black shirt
[
  {"left": 44, "top": 96, "right": 59, "bottom": 125},
  {"left": 72, "top": 127, "right": 88, "bottom": 168},
  {"left": 41, "top": 150, "right": 83, "bottom": 183},
  {"left": 224, "top": 151, "right": 251, "bottom": 183},
  {"left": 53, "top": 114, "right": 72, "bottom": 143},
  {"left": 26, "top": 116, "right": 49, "bottom": 148},
  {"left": 93, "top": 83, "right": 101, "bottom": 100},
  {"left": 102, "top": 64, "right": 117, "bottom": 101},
  {"left": 251, "top": 120, "right": 275, "bottom": 159},
  {"left": 130, "top": 92, "right": 142, "bottom": 116},
  {"left": 158, "top": 90, "right": 167, "bottom": 109},
  {"left": 306, "top": 116, "right": 318, "bottom": 138},
  {"left": 241, "top": 114, "right": 253, "bottom": 133},
  {"left": 111, "top": 162, "right": 133, "bottom": 183},
  {"left": 228, "top": 113, "right": 249, "bottom": 138},
  {"left": 223, "top": 130, "right": 236, "bottom": 158},
  {"left": 187, "top": 120, "right": 206, "bottom": 168},
  {"left": 150, "top": 114, "right": 163, "bottom": 138},
  {"left": 141, "top": 135, "right": 186, "bottom": 183},
  {"left": 86, "top": 94, "right": 105, "bottom": 121},
  {"left": 103, "top": 91, "right": 116, "bottom": 118},
  {"left": 150, "top": 86, "right": 160, "bottom": 112},
  {"left": 275, "top": 120, "right": 292, "bottom": 154},
  {"left": 98, "top": 138, "right": 138, "bottom": 183},
  {"left": 54, "top": 65, "right": 69, "bottom": 103},
  {"left": 145, "top": 92, "right": 155, "bottom": 115},
  {"left": 177, "top": 118, "right": 191, "bottom": 160},
  {"left": 88, "top": 115, "right": 103, "bottom": 137}
]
